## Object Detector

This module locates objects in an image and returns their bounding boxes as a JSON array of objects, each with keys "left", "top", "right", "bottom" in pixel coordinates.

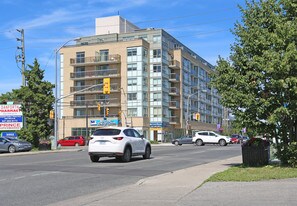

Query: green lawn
[{"left": 207, "top": 165, "right": 297, "bottom": 182}]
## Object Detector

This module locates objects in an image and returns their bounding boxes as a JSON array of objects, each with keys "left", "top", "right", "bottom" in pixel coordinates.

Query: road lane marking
[{"left": 14, "top": 176, "right": 26, "bottom": 180}]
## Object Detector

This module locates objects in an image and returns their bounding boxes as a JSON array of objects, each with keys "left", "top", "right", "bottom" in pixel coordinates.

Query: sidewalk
[{"left": 49, "top": 155, "right": 242, "bottom": 206}]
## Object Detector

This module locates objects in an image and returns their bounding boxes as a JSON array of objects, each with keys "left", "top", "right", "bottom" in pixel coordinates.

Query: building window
[
  {"left": 75, "top": 95, "right": 85, "bottom": 101},
  {"left": 99, "top": 49, "right": 109, "bottom": 61},
  {"left": 76, "top": 52, "right": 85, "bottom": 63},
  {"left": 153, "top": 49, "right": 161, "bottom": 58},
  {"left": 152, "top": 78, "right": 161, "bottom": 86},
  {"left": 127, "top": 63, "right": 137, "bottom": 71},
  {"left": 128, "top": 93, "right": 137, "bottom": 100},
  {"left": 153, "top": 107, "right": 162, "bottom": 117},
  {"left": 153, "top": 35, "right": 161, "bottom": 43},
  {"left": 143, "top": 48, "right": 148, "bottom": 58},
  {"left": 139, "top": 35, "right": 148, "bottom": 41},
  {"left": 74, "top": 109, "right": 85, "bottom": 117},
  {"left": 72, "top": 128, "right": 97, "bottom": 137},
  {"left": 127, "top": 48, "right": 137, "bottom": 56},
  {"left": 153, "top": 92, "right": 162, "bottom": 101},
  {"left": 127, "top": 78, "right": 137, "bottom": 86},
  {"left": 153, "top": 64, "right": 161, "bottom": 72},
  {"left": 127, "top": 108, "right": 137, "bottom": 117}
]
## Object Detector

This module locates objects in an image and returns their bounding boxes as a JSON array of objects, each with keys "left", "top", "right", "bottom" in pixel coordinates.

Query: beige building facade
[{"left": 58, "top": 16, "right": 223, "bottom": 142}]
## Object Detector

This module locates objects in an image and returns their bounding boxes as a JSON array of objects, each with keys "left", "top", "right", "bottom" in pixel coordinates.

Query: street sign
[
  {"left": 1, "top": 132, "right": 18, "bottom": 137},
  {"left": 0, "top": 104, "right": 23, "bottom": 130}
]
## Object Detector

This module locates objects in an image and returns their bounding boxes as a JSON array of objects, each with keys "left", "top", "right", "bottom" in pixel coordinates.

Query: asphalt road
[{"left": 0, "top": 144, "right": 241, "bottom": 206}]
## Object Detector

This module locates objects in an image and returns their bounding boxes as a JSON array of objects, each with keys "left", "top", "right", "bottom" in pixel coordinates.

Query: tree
[
  {"left": 211, "top": 0, "right": 297, "bottom": 165},
  {"left": 15, "top": 59, "right": 55, "bottom": 147},
  {"left": 0, "top": 91, "right": 18, "bottom": 103}
]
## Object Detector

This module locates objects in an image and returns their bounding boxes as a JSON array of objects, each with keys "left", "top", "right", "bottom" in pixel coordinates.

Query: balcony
[
  {"left": 70, "top": 54, "right": 121, "bottom": 66},
  {"left": 168, "top": 60, "right": 180, "bottom": 69},
  {"left": 70, "top": 83, "right": 120, "bottom": 93},
  {"left": 169, "top": 73, "right": 180, "bottom": 82},
  {"left": 169, "top": 87, "right": 180, "bottom": 96},
  {"left": 169, "top": 116, "right": 179, "bottom": 124},
  {"left": 169, "top": 101, "right": 180, "bottom": 109},
  {"left": 70, "top": 69, "right": 120, "bottom": 79},
  {"left": 70, "top": 98, "right": 120, "bottom": 107}
]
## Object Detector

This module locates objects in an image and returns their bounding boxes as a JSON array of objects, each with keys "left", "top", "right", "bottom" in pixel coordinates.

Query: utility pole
[{"left": 16, "top": 29, "right": 26, "bottom": 86}]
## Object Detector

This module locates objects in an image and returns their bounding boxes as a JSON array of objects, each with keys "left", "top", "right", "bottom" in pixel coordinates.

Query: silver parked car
[
  {"left": 0, "top": 137, "right": 32, "bottom": 153},
  {"left": 172, "top": 135, "right": 193, "bottom": 146}
]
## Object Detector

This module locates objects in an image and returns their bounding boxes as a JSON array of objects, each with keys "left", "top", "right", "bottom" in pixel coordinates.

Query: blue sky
[{"left": 0, "top": 0, "right": 246, "bottom": 94}]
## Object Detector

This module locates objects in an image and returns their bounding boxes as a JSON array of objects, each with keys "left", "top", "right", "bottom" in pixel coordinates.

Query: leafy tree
[
  {"left": 15, "top": 59, "right": 55, "bottom": 147},
  {"left": 0, "top": 91, "right": 18, "bottom": 103},
  {"left": 211, "top": 0, "right": 297, "bottom": 165}
]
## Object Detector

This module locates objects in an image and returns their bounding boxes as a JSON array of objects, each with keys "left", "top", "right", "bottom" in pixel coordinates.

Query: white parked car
[
  {"left": 192, "top": 131, "right": 231, "bottom": 146},
  {"left": 88, "top": 127, "right": 151, "bottom": 162}
]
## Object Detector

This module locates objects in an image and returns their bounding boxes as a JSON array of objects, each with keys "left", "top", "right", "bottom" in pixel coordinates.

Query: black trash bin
[{"left": 242, "top": 138, "right": 270, "bottom": 167}]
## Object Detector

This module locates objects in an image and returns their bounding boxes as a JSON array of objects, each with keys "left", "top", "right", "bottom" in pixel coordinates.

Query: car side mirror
[{"left": 140, "top": 135, "right": 144, "bottom": 139}]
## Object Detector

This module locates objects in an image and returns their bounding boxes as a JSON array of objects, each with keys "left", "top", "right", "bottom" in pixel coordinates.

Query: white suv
[
  {"left": 192, "top": 131, "right": 231, "bottom": 146},
  {"left": 88, "top": 127, "right": 151, "bottom": 162}
]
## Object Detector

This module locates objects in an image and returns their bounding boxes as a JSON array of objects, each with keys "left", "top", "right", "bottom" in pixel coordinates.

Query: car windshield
[
  {"left": 6, "top": 137, "right": 18, "bottom": 141},
  {"left": 93, "top": 129, "right": 121, "bottom": 136}
]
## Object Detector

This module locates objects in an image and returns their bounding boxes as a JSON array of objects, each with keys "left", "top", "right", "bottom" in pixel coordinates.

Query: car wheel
[
  {"left": 121, "top": 147, "right": 131, "bottom": 162},
  {"left": 75, "top": 143, "right": 79, "bottom": 147},
  {"left": 195, "top": 139, "right": 203, "bottom": 146},
  {"left": 143, "top": 146, "right": 151, "bottom": 159},
  {"left": 90, "top": 155, "right": 99, "bottom": 162},
  {"left": 174, "top": 141, "right": 179, "bottom": 146},
  {"left": 8, "top": 145, "right": 16, "bottom": 153},
  {"left": 219, "top": 139, "right": 227, "bottom": 146}
]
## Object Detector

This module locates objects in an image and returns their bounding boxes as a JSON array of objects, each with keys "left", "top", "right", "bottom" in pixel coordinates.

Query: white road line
[
  {"left": 31, "top": 171, "right": 60, "bottom": 177},
  {"left": 0, "top": 179, "right": 7, "bottom": 182},
  {"left": 14, "top": 176, "right": 26, "bottom": 180}
]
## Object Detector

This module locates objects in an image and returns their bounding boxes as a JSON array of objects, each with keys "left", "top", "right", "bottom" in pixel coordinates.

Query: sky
[{"left": 0, "top": 0, "right": 246, "bottom": 94}]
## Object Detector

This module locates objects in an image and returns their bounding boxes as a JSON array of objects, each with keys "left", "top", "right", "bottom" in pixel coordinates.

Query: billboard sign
[{"left": 0, "top": 104, "right": 23, "bottom": 130}]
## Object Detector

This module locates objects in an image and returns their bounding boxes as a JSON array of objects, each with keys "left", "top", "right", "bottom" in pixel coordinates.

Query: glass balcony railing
[
  {"left": 70, "top": 69, "right": 120, "bottom": 79},
  {"left": 168, "top": 60, "right": 180, "bottom": 68},
  {"left": 70, "top": 54, "right": 121, "bottom": 65},
  {"left": 169, "top": 101, "right": 180, "bottom": 109},
  {"left": 169, "top": 73, "right": 180, "bottom": 82},
  {"left": 70, "top": 83, "right": 119, "bottom": 93},
  {"left": 70, "top": 98, "right": 120, "bottom": 107},
  {"left": 169, "top": 87, "right": 179, "bottom": 95}
]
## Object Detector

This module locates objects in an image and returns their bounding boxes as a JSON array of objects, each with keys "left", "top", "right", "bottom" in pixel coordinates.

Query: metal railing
[
  {"left": 70, "top": 69, "right": 120, "bottom": 79},
  {"left": 70, "top": 98, "right": 120, "bottom": 107},
  {"left": 70, "top": 54, "right": 121, "bottom": 65},
  {"left": 70, "top": 83, "right": 119, "bottom": 93}
]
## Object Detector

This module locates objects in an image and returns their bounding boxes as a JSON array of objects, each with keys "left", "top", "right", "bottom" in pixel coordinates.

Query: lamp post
[
  {"left": 53, "top": 38, "right": 80, "bottom": 150},
  {"left": 186, "top": 89, "right": 207, "bottom": 135}
]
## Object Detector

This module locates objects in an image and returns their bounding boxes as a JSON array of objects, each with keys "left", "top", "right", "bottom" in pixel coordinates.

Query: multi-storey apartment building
[{"left": 59, "top": 16, "right": 223, "bottom": 141}]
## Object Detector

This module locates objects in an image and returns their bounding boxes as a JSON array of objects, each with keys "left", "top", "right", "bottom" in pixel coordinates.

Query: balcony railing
[
  {"left": 169, "top": 87, "right": 180, "bottom": 96},
  {"left": 70, "top": 54, "right": 121, "bottom": 66},
  {"left": 70, "top": 98, "right": 120, "bottom": 107},
  {"left": 70, "top": 69, "right": 120, "bottom": 79},
  {"left": 169, "top": 116, "right": 179, "bottom": 124},
  {"left": 169, "top": 101, "right": 180, "bottom": 109},
  {"left": 70, "top": 83, "right": 120, "bottom": 93},
  {"left": 168, "top": 60, "right": 180, "bottom": 69},
  {"left": 169, "top": 73, "right": 180, "bottom": 82}
]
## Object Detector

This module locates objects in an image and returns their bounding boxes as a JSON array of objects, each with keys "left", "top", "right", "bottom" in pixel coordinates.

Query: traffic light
[
  {"left": 195, "top": 113, "right": 200, "bottom": 121},
  {"left": 97, "top": 103, "right": 101, "bottom": 111},
  {"left": 106, "top": 107, "right": 109, "bottom": 116},
  {"left": 50, "top": 110, "right": 55, "bottom": 119},
  {"left": 103, "top": 78, "right": 110, "bottom": 94}
]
